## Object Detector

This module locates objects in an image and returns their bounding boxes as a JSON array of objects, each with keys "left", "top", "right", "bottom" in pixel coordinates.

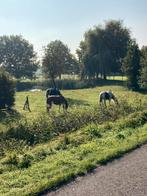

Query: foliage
[
  {"left": 0, "top": 93, "right": 146, "bottom": 145},
  {"left": 42, "top": 40, "right": 78, "bottom": 87},
  {"left": 16, "top": 78, "right": 125, "bottom": 91},
  {"left": 18, "top": 154, "right": 32, "bottom": 168},
  {"left": 0, "top": 69, "right": 15, "bottom": 109},
  {"left": 122, "top": 40, "right": 141, "bottom": 90},
  {"left": 139, "top": 46, "right": 147, "bottom": 88},
  {"left": 77, "top": 20, "right": 131, "bottom": 80},
  {"left": 0, "top": 86, "right": 147, "bottom": 195},
  {"left": 0, "top": 35, "right": 39, "bottom": 79},
  {"left": 2, "top": 153, "right": 18, "bottom": 165},
  {"left": 63, "top": 54, "right": 80, "bottom": 75},
  {"left": 0, "top": 114, "right": 147, "bottom": 195}
]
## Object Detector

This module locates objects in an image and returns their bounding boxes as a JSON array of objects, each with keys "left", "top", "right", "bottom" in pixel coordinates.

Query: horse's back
[
  {"left": 99, "top": 91, "right": 113, "bottom": 99},
  {"left": 46, "top": 88, "right": 61, "bottom": 97}
]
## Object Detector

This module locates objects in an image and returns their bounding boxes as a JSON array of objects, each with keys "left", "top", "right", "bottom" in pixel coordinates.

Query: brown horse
[{"left": 46, "top": 95, "right": 68, "bottom": 112}]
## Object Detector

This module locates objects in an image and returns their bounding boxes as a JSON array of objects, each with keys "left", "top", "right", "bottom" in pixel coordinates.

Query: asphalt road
[{"left": 45, "top": 144, "right": 147, "bottom": 196}]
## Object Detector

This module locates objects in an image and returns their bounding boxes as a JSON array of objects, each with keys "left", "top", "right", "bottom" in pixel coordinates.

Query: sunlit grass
[
  {"left": 15, "top": 85, "right": 146, "bottom": 119},
  {"left": 0, "top": 85, "right": 147, "bottom": 195},
  {"left": 107, "top": 76, "right": 127, "bottom": 81}
]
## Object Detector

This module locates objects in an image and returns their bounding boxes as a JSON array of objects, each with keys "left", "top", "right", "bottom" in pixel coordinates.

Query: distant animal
[
  {"left": 23, "top": 96, "right": 31, "bottom": 112},
  {"left": 99, "top": 90, "right": 118, "bottom": 106},
  {"left": 46, "top": 95, "right": 68, "bottom": 112}
]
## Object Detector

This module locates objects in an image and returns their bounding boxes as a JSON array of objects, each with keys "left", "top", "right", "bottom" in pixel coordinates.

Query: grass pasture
[{"left": 0, "top": 85, "right": 147, "bottom": 195}]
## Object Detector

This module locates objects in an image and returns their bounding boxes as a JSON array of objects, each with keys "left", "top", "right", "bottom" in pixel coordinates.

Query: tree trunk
[
  {"left": 59, "top": 74, "right": 61, "bottom": 80},
  {"left": 113, "top": 74, "right": 115, "bottom": 80},
  {"left": 52, "top": 77, "right": 56, "bottom": 88},
  {"left": 122, "top": 74, "right": 123, "bottom": 81},
  {"left": 103, "top": 73, "right": 107, "bottom": 80}
]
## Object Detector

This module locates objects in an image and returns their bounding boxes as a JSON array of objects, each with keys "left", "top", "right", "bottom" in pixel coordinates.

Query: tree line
[{"left": 0, "top": 20, "right": 147, "bottom": 91}]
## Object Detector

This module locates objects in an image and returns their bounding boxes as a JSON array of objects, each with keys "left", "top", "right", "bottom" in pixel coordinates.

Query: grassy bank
[{"left": 0, "top": 85, "right": 147, "bottom": 195}]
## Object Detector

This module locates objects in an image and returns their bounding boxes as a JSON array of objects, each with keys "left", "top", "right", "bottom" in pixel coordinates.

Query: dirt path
[{"left": 44, "top": 144, "right": 147, "bottom": 196}]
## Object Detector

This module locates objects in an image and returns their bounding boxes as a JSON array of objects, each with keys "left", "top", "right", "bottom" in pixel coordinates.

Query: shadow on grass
[
  {"left": 137, "top": 88, "right": 147, "bottom": 95},
  {"left": 67, "top": 98, "right": 90, "bottom": 106}
]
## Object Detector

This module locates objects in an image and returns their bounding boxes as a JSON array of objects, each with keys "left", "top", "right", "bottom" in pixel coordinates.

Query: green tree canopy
[
  {"left": 140, "top": 46, "right": 147, "bottom": 88},
  {"left": 0, "top": 35, "right": 39, "bottom": 79},
  {"left": 42, "top": 40, "right": 77, "bottom": 86},
  {"left": 122, "top": 40, "right": 141, "bottom": 90},
  {"left": 104, "top": 20, "right": 131, "bottom": 73},
  {"left": 77, "top": 20, "right": 131, "bottom": 80}
]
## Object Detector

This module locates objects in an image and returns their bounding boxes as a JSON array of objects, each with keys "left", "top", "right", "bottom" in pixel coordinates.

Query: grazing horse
[
  {"left": 46, "top": 95, "right": 68, "bottom": 112},
  {"left": 99, "top": 91, "right": 118, "bottom": 106}
]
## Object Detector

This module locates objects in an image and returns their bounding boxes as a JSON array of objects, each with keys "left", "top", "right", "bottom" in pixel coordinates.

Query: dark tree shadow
[
  {"left": 96, "top": 79, "right": 126, "bottom": 86},
  {"left": 67, "top": 98, "right": 90, "bottom": 106},
  {"left": 137, "top": 89, "right": 147, "bottom": 95}
]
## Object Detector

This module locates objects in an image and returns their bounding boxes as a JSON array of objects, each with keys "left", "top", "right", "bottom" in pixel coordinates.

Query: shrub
[
  {"left": 55, "top": 135, "right": 70, "bottom": 151},
  {"left": 2, "top": 153, "right": 18, "bottom": 165},
  {"left": 85, "top": 124, "right": 102, "bottom": 138},
  {"left": 16, "top": 78, "right": 125, "bottom": 91},
  {"left": 1, "top": 121, "right": 34, "bottom": 144},
  {"left": 18, "top": 154, "right": 32, "bottom": 169},
  {"left": 0, "top": 70, "right": 15, "bottom": 109}
]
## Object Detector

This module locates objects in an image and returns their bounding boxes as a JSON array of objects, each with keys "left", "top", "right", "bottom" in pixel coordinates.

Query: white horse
[{"left": 99, "top": 90, "right": 118, "bottom": 106}]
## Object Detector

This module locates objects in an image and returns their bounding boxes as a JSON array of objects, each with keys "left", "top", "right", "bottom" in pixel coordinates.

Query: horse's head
[
  {"left": 112, "top": 95, "right": 119, "bottom": 105},
  {"left": 63, "top": 97, "right": 68, "bottom": 110}
]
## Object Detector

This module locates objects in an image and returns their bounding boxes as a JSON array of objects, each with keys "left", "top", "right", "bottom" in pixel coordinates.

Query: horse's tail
[{"left": 99, "top": 94, "right": 103, "bottom": 103}]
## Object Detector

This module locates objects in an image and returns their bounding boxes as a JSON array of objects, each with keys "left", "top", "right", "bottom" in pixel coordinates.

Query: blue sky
[{"left": 0, "top": 0, "right": 147, "bottom": 56}]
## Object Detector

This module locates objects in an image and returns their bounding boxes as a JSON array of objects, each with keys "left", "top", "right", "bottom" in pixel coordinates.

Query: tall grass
[
  {"left": 0, "top": 114, "right": 147, "bottom": 195},
  {"left": 0, "top": 85, "right": 147, "bottom": 195},
  {"left": 0, "top": 99, "right": 141, "bottom": 146}
]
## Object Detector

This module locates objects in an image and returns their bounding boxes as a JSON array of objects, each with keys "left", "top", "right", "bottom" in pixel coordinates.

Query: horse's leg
[
  {"left": 64, "top": 104, "right": 67, "bottom": 112},
  {"left": 99, "top": 97, "right": 104, "bottom": 107},
  {"left": 63, "top": 103, "right": 66, "bottom": 112},
  {"left": 59, "top": 104, "right": 61, "bottom": 112},
  {"left": 47, "top": 103, "right": 51, "bottom": 113},
  {"left": 49, "top": 103, "right": 52, "bottom": 113},
  {"left": 104, "top": 99, "right": 107, "bottom": 107},
  {"left": 62, "top": 104, "right": 64, "bottom": 112},
  {"left": 109, "top": 98, "right": 111, "bottom": 105}
]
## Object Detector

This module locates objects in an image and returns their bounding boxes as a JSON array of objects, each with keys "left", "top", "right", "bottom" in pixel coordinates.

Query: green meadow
[{"left": 0, "top": 85, "right": 147, "bottom": 195}]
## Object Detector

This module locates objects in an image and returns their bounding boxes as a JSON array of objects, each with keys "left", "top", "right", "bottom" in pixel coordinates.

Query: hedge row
[{"left": 16, "top": 79, "right": 125, "bottom": 91}]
